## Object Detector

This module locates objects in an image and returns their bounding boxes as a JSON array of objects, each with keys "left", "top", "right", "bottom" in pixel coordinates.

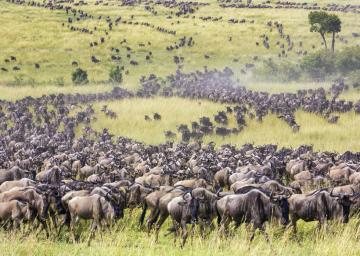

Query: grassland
[
  {"left": 86, "top": 97, "right": 360, "bottom": 153},
  {"left": 1, "top": 0, "right": 360, "bottom": 255},
  {"left": 2, "top": 210, "right": 360, "bottom": 256},
  {"left": 1, "top": 0, "right": 360, "bottom": 87}
]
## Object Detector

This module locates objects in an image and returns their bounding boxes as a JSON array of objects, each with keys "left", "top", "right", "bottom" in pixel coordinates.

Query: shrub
[
  {"left": 335, "top": 46, "right": 360, "bottom": 74},
  {"left": 255, "top": 59, "right": 301, "bottom": 82},
  {"left": 109, "top": 66, "right": 122, "bottom": 84},
  {"left": 348, "top": 70, "right": 360, "bottom": 88},
  {"left": 72, "top": 68, "right": 88, "bottom": 85},
  {"left": 300, "top": 50, "right": 336, "bottom": 80}
]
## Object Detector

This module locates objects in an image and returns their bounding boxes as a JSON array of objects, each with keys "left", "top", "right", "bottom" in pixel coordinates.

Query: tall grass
[{"left": 1, "top": 210, "right": 360, "bottom": 256}]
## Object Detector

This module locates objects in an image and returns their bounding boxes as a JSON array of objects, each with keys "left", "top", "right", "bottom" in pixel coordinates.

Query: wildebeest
[
  {"left": 216, "top": 190, "right": 289, "bottom": 240},
  {"left": 68, "top": 193, "right": 124, "bottom": 245},
  {"left": 288, "top": 188, "right": 355, "bottom": 233},
  {"left": 167, "top": 192, "right": 199, "bottom": 247},
  {"left": 0, "top": 167, "right": 29, "bottom": 185}
]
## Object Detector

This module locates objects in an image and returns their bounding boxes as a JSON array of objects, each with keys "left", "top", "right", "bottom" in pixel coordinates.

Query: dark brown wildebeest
[
  {"left": 167, "top": 192, "right": 199, "bottom": 247},
  {"left": 216, "top": 190, "right": 289, "bottom": 241},
  {"left": 288, "top": 188, "right": 355, "bottom": 233}
]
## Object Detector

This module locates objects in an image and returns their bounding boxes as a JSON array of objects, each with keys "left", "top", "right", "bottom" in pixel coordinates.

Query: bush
[
  {"left": 348, "top": 70, "right": 360, "bottom": 88},
  {"left": 72, "top": 68, "right": 88, "bottom": 85},
  {"left": 335, "top": 46, "right": 360, "bottom": 74},
  {"left": 109, "top": 66, "right": 122, "bottom": 84},
  {"left": 255, "top": 59, "right": 301, "bottom": 82},
  {"left": 300, "top": 50, "right": 336, "bottom": 80}
]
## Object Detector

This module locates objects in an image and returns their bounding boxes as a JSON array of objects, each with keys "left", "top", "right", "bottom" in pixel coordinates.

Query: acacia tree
[
  {"left": 308, "top": 11, "right": 342, "bottom": 52},
  {"left": 325, "top": 14, "right": 341, "bottom": 52},
  {"left": 309, "top": 11, "right": 329, "bottom": 49}
]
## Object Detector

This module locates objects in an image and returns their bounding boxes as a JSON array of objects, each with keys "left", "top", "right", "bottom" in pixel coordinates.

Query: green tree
[
  {"left": 308, "top": 11, "right": 329, "bottom": 49},
  {"left": 325, "top": 14, "right": 341, "bottom": 52}
]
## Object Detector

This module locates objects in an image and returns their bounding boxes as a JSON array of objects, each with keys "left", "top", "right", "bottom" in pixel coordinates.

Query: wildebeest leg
[
  {"left": 49, "top": 212, "right": 58, "bottom": 235},
  {"left": 139, "top": 203, "right": 148, "bottom": 227},
  {"left": 58, "top": 212, "right": 70, "bottom": 236},
  {"left": 259, "top": 225, "right": 269, "bottom": 242},
  {"left": 154, "top": 212, "right": 168, "bottom": 242},
  {"left": 317, "top": 217, "right": 327, "bottom": 234},
  {"left": 70, "top": 216, "right": 78, "bottom": 244},
  {"left": 291, "top": 218, "right": 297, "bottom": 234},
  {"left": 1, "top": 219, "right": 11, "bottom": 230},
  {"left": 13, "top": 219, "right": 21, "bottom": 230},
  {"left": 147, "top": 208, "right": 160, "bottom": 235},
  {"left": 87, "top": 220, "right": 98, "bottom": 246},
  {"left": 220, "top": 214, "right": 231, "bottom": 237},
  {"left": 189, "top": 223, "right": 196, "bottom": 246},
  {"left": 169, "top": 220, "right": 179, "bottom": 244},
  {"left": 180, "top": 220, "right": 188, "bottom": 248},
  {"left": 199, "top": 221, "right": 206, "bottom": 238},
  {"left": 249, "top": 224, "right": 256, "bottom": 242},
  {"left": 7, "top": 220, "right": 14, "bottom": 231},
  {"left": 42, "top": 219, "right": 50, "bottom": 238},
  {"left": 36, "top": 217, "right": 49, "bottom": 238}
]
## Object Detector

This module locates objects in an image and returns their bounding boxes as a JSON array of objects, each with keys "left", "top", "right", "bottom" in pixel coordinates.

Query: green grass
[
  {"left": 1, "top": 211, "right": 360, "bottom": 256},
  {"left": 1, "top": 0, "right": 360, "bottom": 87},
  {"left": 73, "top": 97, "right": 360, "bottom": 152},
  {"left": 2, "top": 0, "right": 360, "bottom": 254}
]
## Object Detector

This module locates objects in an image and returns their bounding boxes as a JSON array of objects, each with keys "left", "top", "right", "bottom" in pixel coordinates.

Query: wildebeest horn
[
  {"left": 182, "top": 191, "right": 191, "bottom": 200},
  {"left": 330, "top": 188, "right": 339, "bottom": 197}
]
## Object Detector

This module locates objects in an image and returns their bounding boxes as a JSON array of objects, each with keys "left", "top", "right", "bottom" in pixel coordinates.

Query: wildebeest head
[
  {"left": 107, "top": 190, "right": 125, "bottom": 219},
  {"left": 127, "top": 184, "right": 141, "bottom": 209},
  {"left": 270, "top": 194, "right": 290, "bottom": 226},
  {"left": 179, "top": 192, "right": 199, "bottom": 224},
  {"left": 47, "top": 189, "right": 66, "bottom": 215},
  {"left": 330, "top": 188, "right": 355, "bottom": 223}
]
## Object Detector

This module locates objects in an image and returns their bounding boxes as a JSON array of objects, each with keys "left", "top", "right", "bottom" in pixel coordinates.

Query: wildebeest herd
[
  {"left": 2, "top": 0, "right": 358, "bottom": 86},
  {"left": 0, "top": 67, "right": 360, "bottom": 247}
]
